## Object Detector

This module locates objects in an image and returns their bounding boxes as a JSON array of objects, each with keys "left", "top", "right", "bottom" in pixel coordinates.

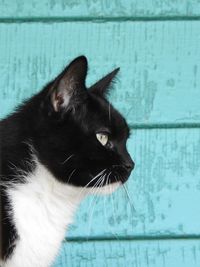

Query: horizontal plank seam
[
  {"left": 129, "top": 123, "right": 200, "bottom": 130},
  {"left": 63, "top": 235, "right": 200, "bottom": 243},
  {"left": 1, "top": 16, "right": 200, "bottom": 23}
]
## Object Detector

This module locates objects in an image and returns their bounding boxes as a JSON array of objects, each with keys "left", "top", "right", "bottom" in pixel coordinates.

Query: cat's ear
[
  {"left": 89, "top": 68, "right": 120, "bottom": 96},
  {"left": 50, "top": 56, "right": 88, "bottom": 112}
]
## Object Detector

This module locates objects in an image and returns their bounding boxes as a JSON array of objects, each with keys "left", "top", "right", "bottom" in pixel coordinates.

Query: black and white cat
[{"left": 0, "top": 56, "right": 134, "bottom": 267}]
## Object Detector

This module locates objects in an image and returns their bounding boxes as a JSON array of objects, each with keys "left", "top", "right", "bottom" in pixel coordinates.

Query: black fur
[{"left": 0, "top": 56, "right": 134, "bottom": 260}]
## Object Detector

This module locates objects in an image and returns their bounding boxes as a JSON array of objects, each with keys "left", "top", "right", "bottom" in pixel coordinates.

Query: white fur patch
[{"left": 1, "top": 161, "right": 120, "bottom": 267}]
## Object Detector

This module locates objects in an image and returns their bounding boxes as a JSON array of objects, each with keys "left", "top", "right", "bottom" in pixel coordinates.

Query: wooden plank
[
  {"left": 0, "top": 21, "right": 200, "bottom": 125},
  {"left": 65, "top": 128, "right": 200, "bottom": 238},
  {"left": 0, "top": 0, "right": 200, "bottom": 19},
  {"left": 52, "top": 239, "right": 200, "bottom": 267}
]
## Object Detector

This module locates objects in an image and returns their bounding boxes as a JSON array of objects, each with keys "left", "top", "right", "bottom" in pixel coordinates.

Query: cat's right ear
[{"left": 48, "top": 56, "right": 88, "bottom": 113}]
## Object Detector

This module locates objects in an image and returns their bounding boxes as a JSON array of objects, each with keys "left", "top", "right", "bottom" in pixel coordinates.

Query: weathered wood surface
[
  {"left": 0, "top": 0, "right": 200, "bottom": 19},
  {"left": 52, "top": 239, "right": 200, "bottom": 267},
  {"left": 0, "top": 21, "right": 200, "bottom": 126},
  {"left": 65, "top": 128, "right": 200, "bottom": 238},
  {"left": 1, "top": 1, "right": 200, "bottom": 266}
]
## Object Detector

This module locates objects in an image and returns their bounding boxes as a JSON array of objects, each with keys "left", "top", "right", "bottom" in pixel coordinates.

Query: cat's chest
[{"left": 4, "top": 163, "right": 84, "bottom": 267}]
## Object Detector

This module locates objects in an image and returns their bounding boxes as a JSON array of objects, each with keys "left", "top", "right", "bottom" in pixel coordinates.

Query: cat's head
[{"left": 35, "top": 56, "right": 134, "bottom": 194}]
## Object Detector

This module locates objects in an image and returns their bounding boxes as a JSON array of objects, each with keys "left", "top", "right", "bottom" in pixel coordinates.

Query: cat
[{"left": 0, "top": 56, "right": 134, "bottom": 267}]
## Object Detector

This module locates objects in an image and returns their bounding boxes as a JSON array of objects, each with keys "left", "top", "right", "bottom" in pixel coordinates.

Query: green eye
[{"left": 96, "top": 133, "right": 109, "bottom": 146}]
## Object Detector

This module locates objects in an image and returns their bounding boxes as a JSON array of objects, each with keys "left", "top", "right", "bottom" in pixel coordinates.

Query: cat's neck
[
  {"left": 10, "top": 160, "right": 87, "bottom": 226},
  {"left": 3, "top": 161, "right": 86, "bottom": 267}
]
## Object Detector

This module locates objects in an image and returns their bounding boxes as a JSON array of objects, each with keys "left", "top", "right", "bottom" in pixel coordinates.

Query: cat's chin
[{"left": 89, "top": 181, "right": 121, "bottom": 195}]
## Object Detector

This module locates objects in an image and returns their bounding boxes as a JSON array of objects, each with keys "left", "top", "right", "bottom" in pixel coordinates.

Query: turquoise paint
[
  {"left": 0, "top": 1, "right": 200, "bottom": 266},
  {"left": 0, "top": 22, "right": 200, "bottom": 126},
  {"left": 52, "top": 239, "right": 200, "bottom": 267},
  {"left": 0, "top": 0, "right": 200, "bottom": 19}
]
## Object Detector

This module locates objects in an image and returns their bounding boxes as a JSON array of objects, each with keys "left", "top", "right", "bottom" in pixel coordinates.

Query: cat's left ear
[
  {"left": 50, "top": 56, "right": 88, "bottom": 112},
  {"left": 89, "top": 67, "right": 120, "bottom": 96}
]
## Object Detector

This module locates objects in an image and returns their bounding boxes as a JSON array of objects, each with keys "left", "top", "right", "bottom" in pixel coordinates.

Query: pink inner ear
[{"left": 53, "top": 92, "right": 64, "bottom": 112}]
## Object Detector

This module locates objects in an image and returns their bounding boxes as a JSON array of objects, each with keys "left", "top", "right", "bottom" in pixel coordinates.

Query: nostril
[{"left": 124, "top": 161, "right": 135, "bottom": 171}]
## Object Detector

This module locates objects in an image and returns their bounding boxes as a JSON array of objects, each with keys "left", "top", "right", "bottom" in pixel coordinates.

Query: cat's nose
[{"left": 124, "top": 160, "right": 135, "bottom": 172}]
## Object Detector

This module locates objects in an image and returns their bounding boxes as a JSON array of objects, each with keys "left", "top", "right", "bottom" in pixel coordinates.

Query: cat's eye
[{"left": 96, "top": 133, "right": 109, "bottom": 146}]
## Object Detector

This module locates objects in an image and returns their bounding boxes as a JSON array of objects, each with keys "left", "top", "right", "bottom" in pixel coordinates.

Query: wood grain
[
  {"left": 65, "top": 128, "right": 200, "bottom": 238},
  {"left": 0, "top": 21, "right": 200, "bottom": 126},
  {"left": 1, "top": 2, "right": 199, "bottom": 266},
  {"left": 52, "top": 239, "right": 200, "bottom": 267},
  {"left": 0, "top": 0, "right": 200, "bottom": 19}
]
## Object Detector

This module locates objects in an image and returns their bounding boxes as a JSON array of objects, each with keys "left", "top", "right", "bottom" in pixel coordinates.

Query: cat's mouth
[
  {"left": 92, "top": 180, "right": 121, "bottom": 195},
  {"left": 107, "top": 163, "right": 135, "bottom": 184},
  {"left": 90, "top": 165, "right": 134, "bottom": 196},
  {"left": 88, "top": 163, "right": 134, "bottom": 194}
]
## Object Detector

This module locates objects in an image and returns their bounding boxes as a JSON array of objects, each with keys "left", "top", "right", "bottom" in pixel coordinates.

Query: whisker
[
  {"left": 109, "top": 175, "right": 118, "bottom": 224},
  {"left": 66, "top": 169, "right": 76, "bottom": 184},
  {"left": 87, "top": 175, "right": 105, "bottom": 240},
  {"left": 115, "top": 172, "right": 136, "bottom": 214},
  {"left": 122, "top": 183, "right": 136, "bottom": 214},
  {"left": 121, "top": 182, "right": 136, "bottom": 234},
  {"left": 103, "top": 173, "right": 119, "bottom": 240},
  {"left": 76, "top": 169, "right": 107, "bottom": 200},
  {"left": 108, "top": 174, "right": 119, "bottom": 240},
  {"left": 85, "top": 169, "right": 106, "bottom": 189},
  {"left": 61, "top": 154, "right": 74, "bottom": 165}
]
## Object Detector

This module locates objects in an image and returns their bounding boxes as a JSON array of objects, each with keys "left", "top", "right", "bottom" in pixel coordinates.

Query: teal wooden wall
[{"left": 1, "top": 1, "right": 200, "bottom": 266}]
